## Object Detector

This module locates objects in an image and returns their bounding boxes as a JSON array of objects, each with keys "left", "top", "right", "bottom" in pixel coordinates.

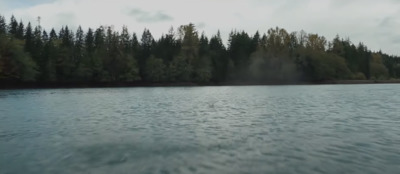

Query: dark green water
[{"left": 1, "top": 85, "right": 400, "bottom": 174}]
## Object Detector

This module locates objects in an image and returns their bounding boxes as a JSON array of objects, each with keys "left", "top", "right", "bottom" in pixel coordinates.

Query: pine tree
[
  {"left": 85, "top": 28, "right": 94, "bottom": 56},
  {"left": 24, "top": 22, "right": 34, "bottom": 53},
  {"left": 209, "top": 32, "right": 229, "bottom": 82},
  {"left": 16, "top": 21, "right": 24, "bottom": 39},
  {"left": 49, "top": 28, "right": 57, "bottom": 40},
  {"left": 32, "top": 25, "right": 44, "bottom": 80},
  {"left": 44, "top": 28, "right": 58, "bottom": 81},
  {"left": 74, "top": 26, "right": 87, "bottom": 79},
  {"left": 0, "top": 34, "right": 38, "bottom": 81},
  {"left": 42, "top": 30, "right": 48, "bottom": 45},
  {"left": 119, "top": 27, "right": 140, "bottom": 81},
  {"left": 198, "top": 32, "right": 209, "bottom": 58},
  {"left": 228, "top": 30, "right": 252, "bottom": 80},
  {"left": 0, "top": 15, "right": 7, "bottom": 35},
  {"left": 75, "top": 26, "right": 84, "bottom": 63},
  {"left": 120, "top": 26, "right": 131, "bottom": 54},
  {"left": 153, "top": 27, "right": 179, "bottom": 64},
  {"left": 131, "top": 33, "right": 140, "bottom": 64},
  {"left": 91, "top": 26, "right": 106, "bottom": 81},
  {"left": 58, "top": 26, "right": 65, "bottom": 40},
  {"left": 131, "top": 33, "right": 139, "bottom": 54},
  {"left": 8, "top": 15, "right": 18, "bottom": 36},
  {"left": 94, "top": 26, "right": 105, "bottom": 49},
  {"left": 139, "top": 29, "right": 154, "bottom": 80},
  {"left": 61, "top": 26, "right": 74, "bottom": 47},
  {"left": 56, "top": 25, "right": 75, "bottom": 81},
  {"left": 251, "top": 31, "right": 261, "bottom": 53}
]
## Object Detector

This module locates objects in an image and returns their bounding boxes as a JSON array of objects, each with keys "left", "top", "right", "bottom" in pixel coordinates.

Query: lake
[{"left": 1, "top": 84, "right": 400, "bottom": 174}]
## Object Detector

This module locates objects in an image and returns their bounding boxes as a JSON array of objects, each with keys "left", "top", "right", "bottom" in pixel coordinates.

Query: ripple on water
[{"left": 1, "top": 85, "right": 400, "bottom": 174}]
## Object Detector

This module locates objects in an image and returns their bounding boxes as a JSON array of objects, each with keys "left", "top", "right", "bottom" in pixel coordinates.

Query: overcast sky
[{"left": 1, "top": 0, "right": 399, "bottom": 55}]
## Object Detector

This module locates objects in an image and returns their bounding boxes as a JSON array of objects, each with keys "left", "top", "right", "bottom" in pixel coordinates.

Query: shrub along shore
[{"left": 1, "top": 80, "right": 400, "bottom": 89}]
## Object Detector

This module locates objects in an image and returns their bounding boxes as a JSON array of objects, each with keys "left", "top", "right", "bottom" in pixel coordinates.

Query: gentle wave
[{"left": 1, "top": 85, "right": 400, "bottom": 174}]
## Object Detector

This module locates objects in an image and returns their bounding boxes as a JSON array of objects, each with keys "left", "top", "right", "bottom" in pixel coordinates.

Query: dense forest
[{"left": 1, "top": 15, "right": 400, "bottom": 87}]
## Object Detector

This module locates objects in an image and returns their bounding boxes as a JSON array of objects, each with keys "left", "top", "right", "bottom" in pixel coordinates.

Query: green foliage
[
  {"left": 168, "top": 55, "right": 193, "bottom": 82},
  {"left": 138, "top": 28, "right": 154, "bottom": 79},
  {"left": 370, "top": 53, "right": 389, "bottom": 79},
  {"left": 265, "top": 27, "right": 291, "bottom": 54},
  {"left": 178, "top": 23, "right": 199, "bottom": 64},
  {"left": 1, "top": 15, "right": 400, "bottom": 86},
  {"left": 306, "top": 34, "right": 326, "bottom": 51},
  {"left": 123, "top": 56, "right": 140, "bottom": 82},
  {"left": 351, "top": 72, "right": 367, "bottom": 80},
  {"left": 310, "top": 53, "right": 351, "bottom": 81},
  {"left": 0, "top": 35, "right": 38, "bottom": 81},
  {"left": 0, "top": 15, "right": 6, "bottom": 35},
  {"left": 145, "top": 56, "right": 165, "bottom": 82},
  {"left": 153, "top": 28, "right": 180, "bottom": 64},
  {"left": 209, "top": 33, "right": 229, "bottom": 82},
  {"left": 16, "top": 21, "right": 24, "bottom": 39},
  {"left": 228, "top": 30, "right": 253, "bottom": 80},
  {"left": 248, "top": 46, "right": 299, "bottom": 82},
  {"left": 192, "top": 55, "right": 212, "bottom": 82},
  {"left": 296, "top": 47, "right": 351, "bottom": 81},
  {"left": 8, "top": 15, "right": 18, "bottom": 36}
]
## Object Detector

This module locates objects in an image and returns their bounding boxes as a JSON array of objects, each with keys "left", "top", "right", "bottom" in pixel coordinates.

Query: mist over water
[{"left": 1, "top": 85, "right": 400, "bottom": 174}]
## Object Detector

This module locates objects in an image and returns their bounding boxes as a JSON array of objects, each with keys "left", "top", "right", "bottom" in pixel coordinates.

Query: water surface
[{"left": 1, "top": 85, "right": 400, "bottom": 174}]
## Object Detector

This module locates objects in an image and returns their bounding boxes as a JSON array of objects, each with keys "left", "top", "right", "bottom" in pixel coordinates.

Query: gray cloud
[
  {"left": 379, "top": 16, "right": 397, "bottom": 28},
  {"left": 128, "top": 8, "right": 147, "bottom": 16},
  {"left": 55, "top": 12, "right": 77, "bottom": 27},
  {"left": 137, "top": 12, "right": 173, "bottom": 23},
  {"left": 375, "top": 16, "right": 399, "bottom": 43},
  {"left": 127, "top": 8, "right": 173, "bottom": 23},
  {"left": 392, "top": 37, "right": 400, "bottom": 44},
  {"left": 196, "top": 22, "right": 206, "bottom": 29}
]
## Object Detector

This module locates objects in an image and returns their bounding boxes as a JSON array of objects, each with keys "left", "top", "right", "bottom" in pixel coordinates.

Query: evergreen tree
[
  {"left": 198, "top": 32, "right": 209, "bottom": 58},
  {"left": 44, "top": 28, "right": 58, "bottom": 81},
  {"left": 139, "top": 29, "right": 154, "bottom": 80},
  {"left": 120, "top": 26, "right": 131, "bottom": 53},
  {"left": 251, "top": 31, "right": 261, "bottom": 53},
  {"left": 24, "top": 22, "right": 34, "bottom": 53},
  {"left": 85, "top": 28, "right": 94, "bottom": 55},
  {"left": 176, "top": 23, "right": 201, "bottom": 81},
  {"left": 74, "top": 26, "right": 89, "bottom": 80},
  {"left": 56, "top": 26, "right": 75, "bottom": 81},
  {"left": 8, "top": 15, "right": 18, "bottom": 36},
  {"left": 131, "top": 33, "right": 140, "bottom": 55},
  {"left": 145, "top": 55, "right": 166, "bottom": 82},
  {"left": 15, "top": 21, "right": 24, "bottom": 39},
  {"left": 118, "top": 26, "right": 140, "bottom": 81},
  {"left": 42, "top": 30, "right": 48, "bottom": 43},
  {"left": 91, "top": 26, "right": 106, "bottom": 81},
  {"left": 153, "top": 27, "right": 180, "bottom": 68},
  {"left": 0, "top": 15, "right": 6, "bottom": 35},
  {"left": 32, "top": 25, "right": 44, "bottom": 80},
  {"left": 58, "top": 27, "right": 65, "bottom": 40},
  {"left": 209, "top": 32, "right": 229, "bottom": 82},
  {"left": 94, "top": 26, "right": 105, "bottom": 49},
  {"left": 49, "top": 28, "right": 57, "bottom": 40},
  {"left": 0, "top": 34, "right": 38, "bottom": 81},
  {"left": 61, "top": 26, "right": 74, "bottom": 47},
  {"left": 228, "top": 30, "right": 253, "bottom": 80}
]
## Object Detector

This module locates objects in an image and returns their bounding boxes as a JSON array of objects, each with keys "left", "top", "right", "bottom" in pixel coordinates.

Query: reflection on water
[{"left": 1, "top": 85, "right": 400, "bottom": 174}]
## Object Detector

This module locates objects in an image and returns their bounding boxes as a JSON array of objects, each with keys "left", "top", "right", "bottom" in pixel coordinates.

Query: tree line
[{"left": 1, "top": 15, "right": 399, "bottom": 86}]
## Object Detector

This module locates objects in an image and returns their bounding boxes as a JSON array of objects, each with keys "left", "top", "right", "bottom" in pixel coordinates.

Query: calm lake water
[{"left": 1, "top": 85, "right": 400, "bottom": 174}]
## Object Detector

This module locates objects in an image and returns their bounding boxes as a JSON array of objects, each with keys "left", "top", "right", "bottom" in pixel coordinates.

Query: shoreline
[{"left": 1, "top": 80, "right": 400, "bottom": 89}]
